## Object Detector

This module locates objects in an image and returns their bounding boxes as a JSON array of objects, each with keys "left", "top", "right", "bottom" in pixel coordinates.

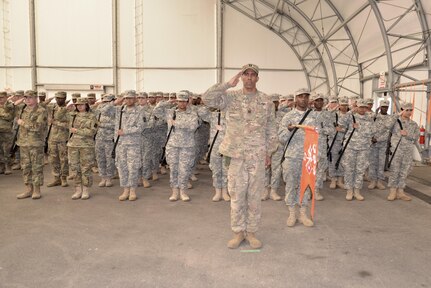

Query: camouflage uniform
[
  {"left": 208, "top": 110, "right": 228, "bottom": 189},
  {"left": 140, "top": 104, "right": 156, "bottom": 181},
  {"left": 95, "top": 99, "right": 116, "bottom": 180},
  {"left": 67, "top": 105, "right": 97, "bottom": 189},
  {"left": 15, "top": 94, "right": 48, "bottom": 197},
  {"left": 339, "top": 106, "right": 376, "bottom": 199},
  {"left": 279, "top": 108, "right": 319, "bottom": 207},
  {"left": 154, "top": 93, "right": 168, "bottom": 174},
  {"left": 314, "top": 109, "right": 334, "bottom": 191},
  {"left": 153, "top": 100, "right": 200, "bottom": 193},
  {"left": 202, "top": 82, "right": 278, "bottom": 234},
  {"left": 46, "top": 92, "right": 70, "bottom": 185},
  {"left": 328, "top": 110, "right": 347, "bottom": 179},
  {"left": 369, "top": 112, "right": 393, "bottom": 183},
  {"left": 0, "top": 92, "right": 15, "bottom": 173},
  {"left": 115, "top": 104, "right": 144, "bottom": 188}
]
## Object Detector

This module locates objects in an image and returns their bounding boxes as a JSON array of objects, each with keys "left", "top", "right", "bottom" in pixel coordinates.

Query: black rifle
[
  {"left": 384, "top": 132, "right": 392, "bottom": 171},
  {"left": 281, "top": 109, "right": 312, "bottom": 164},
  {"left": 93, "top": 111, "right": 102, "bottom": 140},
  {"left": 387, "top": 119, "right": 403, "bottom": 169},
  {"left": 327, "top": 113, "right": 339, "bottom": 162},
  {"left": 111, "top": 105, "right": 125, "bottom": 159},
  {"left": 160, "top": 109, "right": 177, "bottom": 165},
  {"left": 68, "top": 114, "right": 77, "bottom": 140},
  {"left": 206, "top": 110, "right": 221, "bottom": 163},
  {"left": 44, "top": 105, "right": 56, "bottom": 153},
  {"left": 10, "top": 104, "right": 26, "bottom": 156},
  {"left": 335, "top": 114, "right": 356, "bottom": 170}
]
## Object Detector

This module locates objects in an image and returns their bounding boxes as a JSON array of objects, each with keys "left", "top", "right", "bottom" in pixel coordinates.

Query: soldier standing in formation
[
  {"left": 45, "top": 91, "right": 70, "bottom": 188},
  {"left": 94, "top": 94, "right": 116, "bottom": 187},
  {"left": 279, "top": 88, "right": 318, "bottom": 228},
  {"left": 0, "top": 91, "right": 15, "bottom": 175},
  {"left": 14, "top": 90, "right": 48, "bottom": 199},
  {"left": 387, "top": 102, "right": 419, "bottom": 201},
  {"left": 68, "top": 97, "right": 97, "bottom": 200},
  {"left": 203, "top": 64, "right": 278, "bottom": 249},
  {"left": 115, "top": 90, "right": 144, "bottom": 201},
  {"left": 139, "top": 92, "right": 156, "bottom": 188}
]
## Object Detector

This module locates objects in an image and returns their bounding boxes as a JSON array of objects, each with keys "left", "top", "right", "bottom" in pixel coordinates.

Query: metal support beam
[
  {"left": 29, "top": 0, "right": 37, "bottom": 90},
  {"left": 112, "top": 0, "right": 119, "bottom": 95},
  {"left": 216, "top": 0, "right": 224, "bottom": 83}
]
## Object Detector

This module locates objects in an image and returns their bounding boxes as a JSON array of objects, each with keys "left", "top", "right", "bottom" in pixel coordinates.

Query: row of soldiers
[{"left": 0, "top": 88, "right": 419, "bottom": 208}]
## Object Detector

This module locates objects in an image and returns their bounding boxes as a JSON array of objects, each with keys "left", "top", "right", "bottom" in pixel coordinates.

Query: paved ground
[{"left": 0, "top": 164, "right": 430, "bottom": 288}]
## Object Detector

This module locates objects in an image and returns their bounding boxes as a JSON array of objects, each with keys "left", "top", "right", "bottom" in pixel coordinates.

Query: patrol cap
[
  {"left": 191, "top": 93, "right": 199, "bottom": 100},
  {"left": 102, "top": 94, "right": 115, "bottom": 102},
  {"left": 365, "top": 98, "right": 374, "bottom": 105},
  {"left": 24, "top": 90, "right": 37, "bottom": 97},
  {"left": 241, "top": 63, "right": 259, "bottom": 75},
  {"left": 339, "top": 97, "right": 349, "bottom": 105},
  {"left": 169, "top": 92, "right": 177, "bottom": 98},
  {"left": 401, "top": 102, "right": 413, "bottom": 110},
  {"left": 177, "top": 90, "right": 190, "bottom": 102},
  {"left": 329, "top": 96, "right": 338, "bottom": 103},
  {"left": 349, "top": 95, "right": 359, "bottom": 101},
  {"left": 72, "top": 93, "right": 81, "bottom": 99},
  {"left": 312, "top": 93, "right": 324, "bottom": 101},
  {"left": 357, "top": 99, "right": 368, "bottom": 107},
  {"left": 55, "top": 91, "right": 67, "bottom": 98},
  {"left": 38, "top": 92, "right": 46, "bottom": 97},
  {"left": 14, "top": 90, "right": 24, "bottom": 97},
  {"left": 270, "top": 94, "right": 280, "bottom": 102},
  {"left": 281, "top": 94, "right": 295, "bottom": 101},
  {"left": 123, "top": 90, "right": 137, "bottom": 98},
  {"left": 295, "top": 88, "right": 310, "bottom": 97},
  {"left": 156, "top": 91, "right": 163, "bottom": 97},
  {"left": 379, "top": 99, "right": 390, "bottom": 107},
  {"left": 163, "top": 93, "right": 169, "bottom": 99},
  {"left": 148, "top": 92, "right": 156, "bottom": 98},
  {"left": 137, "top": 92, "right": 148, "bottom": 98},
  {"left": 75, "top": 97, "right": 89, "bottom": 105},
  {"left": 0, "top": 91, "right": 7, "bottom": 98},
  {"left": 87, "top": 93, "right": 96, "bottom": 99}
]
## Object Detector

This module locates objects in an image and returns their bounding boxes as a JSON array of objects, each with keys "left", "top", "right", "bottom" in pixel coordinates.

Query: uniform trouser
[
  {"left": 282, "top": 157, "right": 310, "bottom": 207},
  {"left": 141, "top": 134, "right": 154, "bottom": 179},
  {"left": 95, "top": 139, "right": 115, "bottom": 178},
  {"left": 154, "top": 126, "right": 167, "bottom": 169},
  {"left": 368, "top": 142, "right": 387, "bottom": 181},
  {"left": 68, "top": 147, "right": 94, "bottom": 187},
  {"left": 0, "top": 132, "right": 13, "bottom": 166},
  {"left": 208, "top": 144, "right": 228, "bottom": 189},
  {"left": 316, "top": 155, "right": 328, "bottom": 189},
  {"left": 116, "top": 143, "right": 141, "bottom": 188},
  {"left": 48, "top": 141, "right": 69, "bottom": 178},
  {"left": 270, "top": 145, "right": 284, "bottom": 189},
  {"left": 342, "top": 148, "right": 369, "bottom": 190},
  {"left": 228, "top": 155, "right": 264, "bottom": 233},
  {"left": 387, "top": 146, "right": 414, "bottom": 189},
  {"left": 328, "top": 139, "right": 344, "bottom": 178},
  {"left": 20, "top": 146, "right": 44, "bottom": 187},
  {"left": 166, "top": 146, "right": 194, "bottom": 190}
]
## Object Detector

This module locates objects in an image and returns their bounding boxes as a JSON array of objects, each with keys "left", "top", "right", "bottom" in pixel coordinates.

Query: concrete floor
[{"left": 0, "top": 164, "right": 430, "bottom": 288}]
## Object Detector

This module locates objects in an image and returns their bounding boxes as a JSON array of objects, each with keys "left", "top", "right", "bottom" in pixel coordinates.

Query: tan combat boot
[
  {"left": 396, "top": 188, "right": 411, "bottom": 201},
  {"left": 245, "top": 232, "right": 262, "bottom": 249},
  {"left": 346, "top": 189, "right": 354, "bottom": 201},
  {"left": 152, "top": 172, "right": 159, "bottom": 181},
  {"left": 160, "top": 166, "right": 167, "bottom": 175},
  {"left": 143, "top": 179, "right": 151, "bottom": 188},
  {"left": 222, "top": 188, "right": 230, "bottom": 201},
  {"left": 17, "top": 184, "right": 33, "bottom": 199},
  {"left": 105, "top": 178, "right": 113, "bottom": 187},
  {"left": 329, "top": 177, "right": 337, "bottom": 189},
  {"left": 337, "top": 177, "right": 345, "bottom": 189},
  {"left": 32, "top": 186, "right": 41, "bottom": 199},
  {"left": 0, "top": 164, "right": 4, "bottom": 174},
  {"left": 61, "top": 177, "right": 68, "bottom": 187},
  {"left": 180, "top": 189, "right": 190, "bottom": 202},
  {"left": 129, "top": 187, "right": 137, "bottom": 201},
  {"left": 47, "top": 177, "right": 61, "bottom": 187},
  {"left": 187, "top": 181, "right": 193, "bottom": 189},
  {"left": 169, "top": 188, "right": 179, "bottom": 201},
  {"left": 353, "top": 189, "right": 364, "bottom": 201},
  {"left": 368, "top": 180, "right": 376, "bottom": 190},
  {"left": 119, "top": 188, "right": 130, "bottom": 201},
  {"left": 98, "top": 178, "right": 106, "bottom": 187},
  {"left": 190, "top": 174, "right": 198, "bottom": 182},
  {"left": 81, "top": 186, "right": 90, "bottom": 200},
  {"left": 4, "top": 164, "right": 12, "bottom": 175},
  {"left": 376, "top": 180, "right": 386, "bottom": 190},
  {"left": 11, "top": 162, "right": 21, "bottom": 170},
  {"left": 387, "top": 187, "right": 397, "bottom": 201},
  {"left": 270, "top": 189, "right": 282, "bottom": 201},
  {"left": 227, "top": 231, "right": 245, "bottom": 249},
  {"left": 72, "top": 185, "right": 82, "bottom": 200},
  {"left": 212, "top": 188, "right": 222, "bottom": 202},
  {"left": 315, "top": 189, "right": 324, "bottom": 201},
  {"left": 261, "top": 187, "right": 270, "bottom": 201},
  {"left": 299, "top": 206, "right": 314, "bottom": 227},
  {"left": 286, "top": 206, "right": 297, "bottom": 227}
]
